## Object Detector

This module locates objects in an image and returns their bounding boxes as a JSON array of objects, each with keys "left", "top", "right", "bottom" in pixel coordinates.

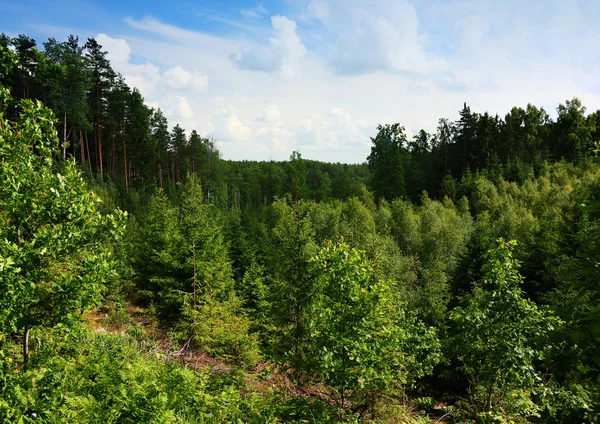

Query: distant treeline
[{"left": 2, "top": 33, "right": 599, "bottom": 210}]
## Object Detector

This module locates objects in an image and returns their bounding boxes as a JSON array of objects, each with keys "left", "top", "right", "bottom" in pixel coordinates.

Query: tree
[
  {"left": 170, "top": 124, "right": 187, "bottom": 183},
  {"left": 406, "top": 129, "right": 432, "bottom": 199},
  {"left": 0, "top": 34, "right": 17, "bottom": 86},
  {"left": 0, "top": 87, "right": 126, "bottom": 365},
  {"left": 126, "top": 88, "right": 156, "bottom": 190},
  {"left": 42, "top": 35, "right": 89, "bottom": 160},
  {"left": 432, "top": 117, "right": 455, "bottom": 177},
  {"left": 304, "top": 240, "right": 441, "bottom": 418},
  {"left": 450, "top": 239, "right": 560, "bottom": 418},
  {"left": 455, "top": 103, "right": 478, "bottom": 174},
  {"left": 150, "top": 108, "right": 169, "bottom": 190},
  {"left": 11, "top": 35, "right": 38, "bottom": 100},
  {"left": 268, "top": 196, "right": 318, "bottom": 360},
  {"left": 554, "top": 98, "right": 594, "bottom": 161},
  {"left": 84, "top": 37, "right": 115, "bottom": 177},
  {"left": 367, "top": 123, "right": 409, "bottom": 201}
]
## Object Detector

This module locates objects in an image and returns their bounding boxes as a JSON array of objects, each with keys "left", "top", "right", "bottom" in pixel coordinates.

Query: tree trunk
[
  {"left": 63, "top": 111, "right": 67, "bottom": 160},
  {"left": 193, "top": 240, "right": 197, "bottom": 324},
  {"left": 165, "top": 148, "right": 170, "bottom": 183},
  {"left": 122, "top": 119, "right": 128, "bottom": 191},
  {"left": 123, "top": 136, "right": 128, "bottom": 192},
  {"left": 98, "top": 116, "right": 103, "bottom": 178},
  {"left": 23, "top": 327, "right": 30, "bottom": 368},
  {"left": 158, "top": 147, "right": 163, "bottom": 190},
  {"left": 80, "top": 129, "right": 85, "bottom": 165},
  {"left": 85, "top": 132, "right": 92, "bottom": 170},
  {"left": 111, "top": 135, "right": 115, "bottom": 175}
]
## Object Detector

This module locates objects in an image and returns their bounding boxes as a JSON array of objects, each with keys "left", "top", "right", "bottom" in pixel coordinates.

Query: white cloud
[
  {"left": 257, "top": 104, "right": 281, "bottom": 122},
  {"left": 163, "top": 66, "right": 208, "bottom": 92},
  {"left": 306, "top": 0, "right": 446, "bottom": 75},
  {"left": 212, "top": 106, "right": 252, "bottom": 141},
  {"left": 97, "top": 33, "right": 130, "bottom": 63},
  {"left": 95, "top": 33, "right": 160, "bottom": 97},
  {"left": 74, "top": 2, "right": 600, "bottom": 163},
  {"left": 230, "top": 15, "right": 306, "bottom": 78},
  {"left": 163, "top": 94, "right": 194, "bottom": 120}
]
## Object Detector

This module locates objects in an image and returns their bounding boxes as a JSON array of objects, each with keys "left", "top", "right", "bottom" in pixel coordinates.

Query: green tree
[
  {"left": 450, "top": 239, "right": 560, "bottom": 419},
  {"left": 455, "top": 103, "right": 478, "bottom": 174},
  {"left": 0, "top": 87, "right": 126, "bottom": 365},
  {"left": 170, "top": 123, "right": 187, "bottom": 183},
  {"left": 268, "top": 197, "right": 318, "bottom": 360},
  {"left": 0, "top": 34, "right": 17, "bottom": 85},
  {"left": 554, "top": 98, "right": 594, "bottom": 161},
  {"left": 11, "top": 34, "right": 39, "bottom": 100},
  {"left": 305, "top": 241, "right": 441, "bottom": 417},
  {"left": 150, "top": 108, "right": 170, "bottom": 190},
  {"left": 42, "top": 35, "right": 89, "bottom": 160},
  {"left": 84, "top": 37, "right": 115, "bottom": 177},
  {"left": 367, "top": 123, "right": 409, "bottom": 201}
]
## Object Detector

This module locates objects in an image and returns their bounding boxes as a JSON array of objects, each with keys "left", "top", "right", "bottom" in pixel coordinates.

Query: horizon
[{"left": 2, "top": 0, "right": 599, "bottom": 163}]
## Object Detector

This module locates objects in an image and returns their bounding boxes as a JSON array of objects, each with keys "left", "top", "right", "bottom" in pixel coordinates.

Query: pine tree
[
  {"left": 42, "top": 36, "right": 89, "bottom": 160},
  {"left": 367, "top": 123, "right": 409, "bottom": 201},
  {"left": 84, "top": 38, "right": 115, "bottom": 177}
]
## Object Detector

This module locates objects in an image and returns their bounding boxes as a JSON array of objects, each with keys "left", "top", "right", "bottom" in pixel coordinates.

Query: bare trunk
[
  {"left": 122, "top": 119, "right": 128, "bottom": 191},
  {"left": 165, "top": 148, "right": 170, "bottom": 183},
  {"left": 63, "top": 111, "right": 67, "bottom": 160},
  {"left": 193, "top": 241, "right": 197, "bottom": 323},
  {"left": 123, "top": 137, "right": 128, "bottom": 192},
  {"left": 158, "top": 147, "right": 163, "bottom": 190},
  {"left": 80, "top": 129, "right": 85, "bottom": 165},
  {"left": 85, "top": 132, "right": 92, "bottom": 170},
  {"left": 23, "top": 327, "right": 30, "bottom": 367},
  {"left": 112, "top": 135, "right": 115, "bottom": 175},
  {"left": 97, "top": 116, "right": 103, "bottom": 178}
]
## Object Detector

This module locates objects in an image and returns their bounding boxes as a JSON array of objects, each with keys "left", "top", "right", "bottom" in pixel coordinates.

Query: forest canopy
[{"left": 0, "top": 32, "right": 599, "bottom": 423}]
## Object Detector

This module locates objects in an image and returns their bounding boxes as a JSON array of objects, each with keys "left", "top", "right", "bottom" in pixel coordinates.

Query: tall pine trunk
[
  {"left": 112, "top": 135, "right": 116, "bottom": 176},
  {"left": 158, "top": 146, "right": 163, "bottom": 190},
  {"left": 63, "top": 111, "right": 67, "bottom": 160},
  {"left": 85, "top": 132, "right": 92, "bottom": 170},
  {"left": 123, "top": 121, "right": 128, "bottom": 192},
  {"left": 97, "top": 116, "right": 103, "bottom": 178},
  {"left": 80, "top": 129, "right": 85, "bottom": 165}
]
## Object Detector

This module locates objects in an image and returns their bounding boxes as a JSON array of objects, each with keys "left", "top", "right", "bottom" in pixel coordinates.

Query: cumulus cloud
[
  {"left": 82, "top": 2, "right": 600, "bottom": 163},
  {"left": 212, "top": 106, "right": 252, "bottom": 141},
  {"left": 163, "top": 66, "right": 208, "bottom": 92},
  {"left": 306, "top": 0, "right": 446, "bottom": 75},
  {"left": 230, "top": 15, "right": 306, "bottom": 78},
  {"left": 162, "top": 94, "right": 195, "bottom": 121},
  {"left": 296, "top": 108, "right": 370, "bottom": 151},
  {"left": 256, "top": 104, "right": 281, "bottom": 122},
  {"left": 97, "top": 33, "right": 131, "bottom": 63},
  {"left": 96, "top": 33, "right": 160, "bottom": 97}
]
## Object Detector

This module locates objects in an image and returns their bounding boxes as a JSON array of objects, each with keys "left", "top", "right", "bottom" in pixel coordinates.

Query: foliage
[
  {"left": 367, "top": 123, "right": 409, "bottom": 201},
  {"left": 0, "top": 326, "right": 284, "bottom": 423},
  {"left": 450, "top": 239, "right": 561, "bottom": 420},
  {"left": 304, "top": 240, "right": 441, "bottom": 417},
  {"left": 0, "top": 88, "right": 125, "bottom": 363}
]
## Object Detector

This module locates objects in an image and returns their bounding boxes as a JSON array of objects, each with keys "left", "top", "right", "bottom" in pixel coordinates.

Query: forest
[{"left": 1, "top": 33, "right": 600, "bottom": 423}]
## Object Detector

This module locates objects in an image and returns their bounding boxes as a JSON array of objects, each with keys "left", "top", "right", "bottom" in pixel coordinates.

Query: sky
[{"left": 2, "top": 0, "right": 600, "bottom": 163}]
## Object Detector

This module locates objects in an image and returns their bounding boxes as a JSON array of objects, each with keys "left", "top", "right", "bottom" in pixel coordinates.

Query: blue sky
[{"left": 2, "top": 0, "right": 600, "bottom": 162}]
